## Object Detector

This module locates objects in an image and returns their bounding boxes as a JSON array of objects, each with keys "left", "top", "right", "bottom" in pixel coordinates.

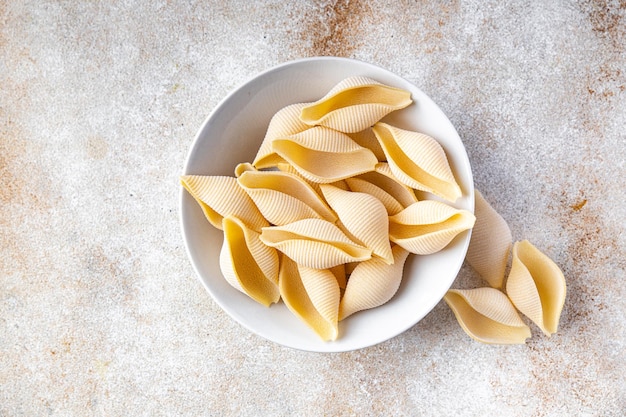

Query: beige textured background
[{"left": 2, "top": 1, "right": 625, "bottom": 416}]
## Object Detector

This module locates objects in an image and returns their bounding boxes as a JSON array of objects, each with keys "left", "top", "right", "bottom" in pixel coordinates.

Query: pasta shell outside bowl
[{"left": 180, "top": 57, "right": 474, "bottom": 352}]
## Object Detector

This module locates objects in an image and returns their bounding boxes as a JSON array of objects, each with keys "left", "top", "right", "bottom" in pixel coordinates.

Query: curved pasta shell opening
[
  {"left": 180, "top": 175, "right": 268, "bottom": 232},
  {"left": 272, "top": 127, "right": 378, "bottom": 183},
  {"left": 253, "top": 103, "right": 310, "bottom": 169},
  {"left": 279, "top": 256, "right": 339, "bottom": 341},
  {"left": 465, "top": 190, "right": 512, "bottom": 289},
  {"left": 219, "top": 216, "right": 280, "bottom": 307},
  {"left": 348, "top": 128, "right": 386, "bottom": 161},
  {"left": 339, "top": 245, "right": 410, "bottom": 320},
  {"left": 320, "top": 184, "right": 393, "bottom": 264},
  {"left": 238, "top": 170, "right": 337, "bottom": 225},
  {"left": 300, "top": 76, "right": 412, "bottom": 133},
  {"left": 260, "top": 219, "right": 372, "bottom": 269},
  {"left": 346, "top": 163, "right": 418, "bottom": 215},
  {"left": 372, "top": 123, "right": 461, "bottom": 202},
  {"left": 389, "top": 201, "right": 475, "bottom": 255},
  {"left": 506, "top": 240, "right": 566, "bottom": 336},
  {"left": 444, "top": 288, "right": 531, "bottom": 344}
]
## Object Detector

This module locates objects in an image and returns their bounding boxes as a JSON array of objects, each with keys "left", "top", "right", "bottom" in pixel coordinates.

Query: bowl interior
[{"left": 180, "top": 57, "right": 474, "bottom": 352}]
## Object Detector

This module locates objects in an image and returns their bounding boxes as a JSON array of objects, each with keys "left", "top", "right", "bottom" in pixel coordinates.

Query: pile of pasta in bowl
[{"left": 181, "top": 76, "right": 475, "bottom": 341}]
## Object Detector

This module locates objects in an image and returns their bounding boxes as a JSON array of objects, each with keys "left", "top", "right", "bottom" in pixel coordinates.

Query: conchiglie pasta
[
  {"left": 320, "top": 184, "right": 393, "bottom": 264},
  {"left": 347, "top": 128, "right": 386, "bottom": 161},
  {"left": 465, "top": 190, "right": 512, "bottom": 289},
  {"left": 505, "top": 240, "right": 566, "bottom": 336},
  {"left": 279, "top": 256, "right": 339, "bottom": 341},
  {"left": 272, "top": 126, "right": 378, "bottom": 183},
  {"left": 444, "top": 288, "right": 531, "bottom": 344},
  {"left": 345, "top": 163, "right": 418, "bottom": 215},
  {"left": 237, "top": 170, "right": 337, "bottom": 225},
  {"left": 372, "top": 122, "right": 462, "bottom": 202},
  {"left": 260, "top": 218, "right": 372, "bottom": 269},
  {"left": 389, "top": 200, "right": 475, "bottom": 255},
  {"left": 253, "top": 103, "right": 310, "bottom": 169},
  {"left": 339, "top": 245, "right": 410, "bottom": 320},
  {"left": 300, "top": 76, "right": 412, "bottom": 133},
  {"left": 180, "top": 175, "right": 268, "bottom": 232},
  {"left": 219, "top": 216, "right": 280, "bottom": 307}
]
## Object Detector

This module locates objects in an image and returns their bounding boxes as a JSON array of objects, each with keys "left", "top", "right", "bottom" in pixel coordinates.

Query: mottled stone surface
[{"left": 1, "top": 1, "right": 625, "bottom": 416}]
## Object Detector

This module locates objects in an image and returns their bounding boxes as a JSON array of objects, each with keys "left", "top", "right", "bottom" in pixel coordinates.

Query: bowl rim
[{"left": 179, "top": 56, "right": 474, "bottom": 352}]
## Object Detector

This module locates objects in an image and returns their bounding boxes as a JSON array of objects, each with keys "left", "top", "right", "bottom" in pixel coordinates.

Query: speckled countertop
[{"left": 2, "top": 1, "right": 625, "bottom": 416}]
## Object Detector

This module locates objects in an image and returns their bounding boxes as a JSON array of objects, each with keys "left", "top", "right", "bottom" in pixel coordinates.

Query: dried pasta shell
[
  {"left": 253, "top": 103, "right": 310, "bottom": 169},
  {"left": 389, "top": 200, "right": 475, "bottom": 255},
  {"left": 279, "top": 256, "right": 339, "bottom": 341},
  {"left": 300, "top": 76, "right": 412, "bottom": 133},
  {"left": 372, "top": 122, "right": 462, "bottom": 202},
  {"left": 299, "top": 265, "right": 341, "bottom": 340},
  {"left": 348, "top": 128, "right": 386, "bottom": 161},
  {"left": 180, "top": 175, "right": 268, "bottom": 231},
  {"left": 345, "top": 163, "right": 417, "bottom": 215},
  {"left": 339, "top": 245, "right": 410, "bottom": 320},
  {"left": 260, "top": 218, "right": 372, "bottom": 269},
  {"left": 505, "top": 240, "right": 566, "bottom": 337},
  {"left": 444, "top": 288, "right": 531, "bottom": 344},
  {"left": 219, "top": 216, "right": 280, "bottom": 307},
  {"left": 320, "top": 184, "right": 393, "bottom": 264},
  {"left": 465, "top": 190, "right": 512, "bottom": 289},
  {"left": 237, "top": 170, "right": 337, "bottom": 225},
  {"left": 234, "top": 162, "right": 255, "bottom": 177},
  {"left": 272, "top": 126, "right": 378, "bottom": 183}
]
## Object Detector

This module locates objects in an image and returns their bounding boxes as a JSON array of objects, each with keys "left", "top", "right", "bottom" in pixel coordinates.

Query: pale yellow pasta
[
  {"left": 272, "top": 126, "right": 378, "bottom": 183},
  {"left": 389, "top": 200, "right": 475, "bottom": 255},
  {"left": 320, "top": 184, "right": 393, "bottom": 264},
  {"left": 237, "top": 170, "right": 337, "bottom": 225},
  {"left": 180, "top": 175, "right": 268, "bottom": 232},
  {"left": 300, "top": 76, "right": 412, "bottom": 133},
  {"left": 234, "top": 162, "right": 255, "bottom": 177},
  {"left": 260, "top": 218, "right": 372, "bottom": 269},
  {"left": 253, "top": 103, "right": 310, "bottom": 169},
  {"left": 505, "top": 240, "right": 566, "bottom": 337},
  {"left": 444, "top": 288, "right": 531, "bottom": 344},
  {"left": 219, "top": 216, "right": 280, "bottom": 307},
  {"left": 465, "top": 190, "right": 512, "bottom": 289},
  {"left": 345, "top": 163, "right": 418, "bottom": 215},
  {"left": 372, "top": 122, "right": 462, "bottom": 202},
  {"left": 330, "top": 264, "right": 347, "bottom": 289},
  {"left": 339, "top": 245, "right": 410, "bottom": 320},
  {"left": 298, "top": 265, "right": 341, "bottom": 340},
  {"left": 279, "top": 256, "right": 338, "bottom": 341},
  {"left": 348, "top": 128, "right": 386, "bottom": 161}
]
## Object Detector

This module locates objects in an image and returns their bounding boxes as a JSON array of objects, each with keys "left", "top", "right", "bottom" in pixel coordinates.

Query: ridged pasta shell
[
  {"left": 389, "top": 200, "right": 475, "bottom": 255},
  {"left": 299, "top": 265, "right": 341, "bottom": 339},
  {"left": 180, "top": 175, "right": 268, "bottom": 231},
  {"left": 219, "top": 216, "right": 280, "bottom": 307},
  {"left": 237, "top": 170, "right": 337, "bottom": 225},
  {"left": 279, "top": 256, "right": 339, "bottom": 341},
  {"left": 372, "top": 122, "right": 462, "bottom": 202},
  {"left": 234, "top": 162, "right": 255, "bottom": 177},
  {"left": 345, "top": 163, "right": 417, "bottom": 215},
  {"left": 319, "top": 184, "right": 393, "bottom": 264},
  {"left": 465, "top": 190, "right": 512, "bottom": 289},
  {"left": 253, "top": 103, "right": 310, "bottom": 169},
  {"left": 300, "top": 76, "right": 412, "bottom": 133},
  {"left": 260, "top": 218, "right": 372, "bottom": 269},
  {"left": 444, "top": 288, "right": 531, "bottom": 344},
  {"left": 272, "top": 126, "right": 378, "bottom": 183},
  {"left": 505, "top": 240, "right": 566, "bottom": 336},
  {"left": 348, "top": 128, "right": 386, "bottom": 161},
  {"left": 339, "top": 245, "right": 410, "bottom": 320}
]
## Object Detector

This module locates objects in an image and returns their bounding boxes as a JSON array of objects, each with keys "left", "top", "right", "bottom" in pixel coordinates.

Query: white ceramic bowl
[{"left": 180, "top": 57, "right": 474, "bottom": 352}]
